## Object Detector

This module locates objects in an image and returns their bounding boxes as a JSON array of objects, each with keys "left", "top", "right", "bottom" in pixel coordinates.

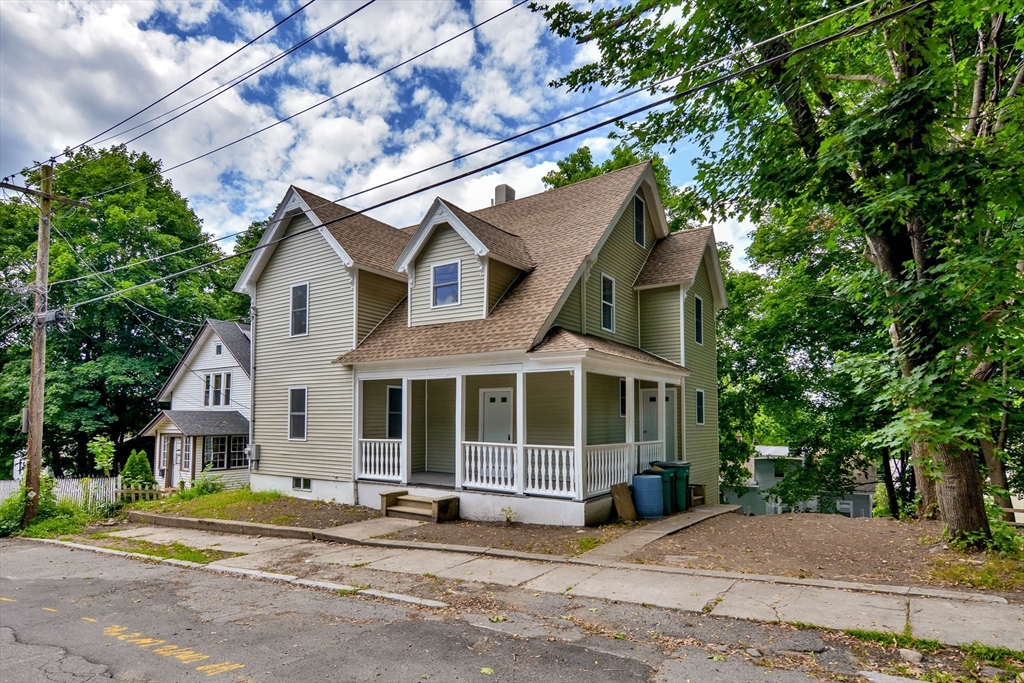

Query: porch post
[
  {"left": 656, "top": 380, "right": 666, "bottom": 462},
  {"left": 353, "top": 377, "right": 362, "bottom": 482},
  {"left": 401, "top": 377, "right": 411, "bottom": 484},
  {"left": 515, "top": 370, "right": 526, "bottom": 496},
  {"left": 573, "top": 363, "right": 586, "bottom": 501},
  {"left": 624, "top": 375, "right": 636, "bottom": 474},
  {"left": 455, "top": 374, "right": 465, "bottom": 490}
]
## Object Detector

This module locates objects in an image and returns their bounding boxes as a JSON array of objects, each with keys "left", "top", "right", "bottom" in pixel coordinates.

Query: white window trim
[
  {"left": 619, "top": 378, "right": 627, "bottom": 418},
  {"left": 292, "top": 477, "right": 312, "bottom": 491},
  {"left": 695, "top": 388, "right": 705, "bottom": 425},
  {"left": 633, "top": 195, "right": 646, "bottom": 249},
  {"left": 204, "top": 436, "right": 229, "bottom": 470},
  {"left": 694, "top": 294, "right": 704, "bottom": 346},
  {"left": 288, "top": 386, "right": 308, "bottom": 441},
  {"left": 600, "top": 273, "right": 616, "bottom": 333},
  {"left": 477, "top": 387, "right": 514, "bottom": 442},
  {"left": 385, "top": 384, "right": 402, "bottom": 440},
  {"left": 181, "top": 437, "right": 191, "bottom": 472},
  {"left": 430, "top": 259, "right": 461, "bottom": 309},
  {"left": 205, "top": 372, "right": 232, "bottom": 407},
  {"left": 215, "top": 343, "right": 222, "bottom": 355},
  {"left": 289, "top": 282, "right": 309, "bottom": 337}
]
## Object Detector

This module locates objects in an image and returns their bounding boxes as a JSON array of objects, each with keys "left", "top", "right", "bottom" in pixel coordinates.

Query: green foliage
[
  {"left": 87, "top": 436, "right": 115, "bottom": 476},
  {"left": 0, "top": 490, "right": 25, "bottom": 537},
  {"left": 120, "top": 449, "right": 157, "bottom": 488},
  {"left": 171, "top": 465, "right": 224, "bottom": 501},
  {"left": 842, "top": 629, "right": 943, "bottom": 654},
  {"left": 0, "top": 475, "right": 95, "bottom": 537},
  {"left": 873, "top": 483, "right": 892, "bottom": 518}
]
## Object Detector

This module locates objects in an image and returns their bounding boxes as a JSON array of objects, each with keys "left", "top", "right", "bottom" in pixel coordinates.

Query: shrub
[
  {"left": 171, "top": 465, "right": 224, "bottom": 502},
  {"left": 87, "top": 436, "right": 115, "bottom": 477},
  {"left": 121, "top": 449, "right": 157, "bottom": 488},
  {"left": 0, "top": 475, "right": 94, "bottom": 538}
]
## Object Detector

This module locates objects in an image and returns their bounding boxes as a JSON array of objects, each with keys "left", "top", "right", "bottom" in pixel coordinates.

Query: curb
[
  {"left": 25, "top": 538, "right": 448, "bottom": 610},
  {"left": 119, "top": 512, "right": 1009, "bottom": 605}
]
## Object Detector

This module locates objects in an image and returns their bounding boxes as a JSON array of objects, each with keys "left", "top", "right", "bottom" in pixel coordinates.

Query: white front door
[
  {"left": 641, "top": 388, "right": 678, "bottom": 459},
  {"left": 480, "top": 389, "right": 513, "bottom": 443}
]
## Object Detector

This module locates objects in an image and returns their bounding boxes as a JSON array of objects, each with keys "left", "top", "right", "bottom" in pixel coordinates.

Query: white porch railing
[
  {"left": 359, "top": 439, "right": 402, "bottom": 481},
  {"left": 524, "top": 445, "right": 576, "bottom": 498},
  {"left": 636, "top": 441, "right": 664, "bottom": 472},
  {"left": 462, "top": 442, "right": 516, "bottom": 493},
  {"left": 584, "top": 444, "right": 632, "bottom": 498}
]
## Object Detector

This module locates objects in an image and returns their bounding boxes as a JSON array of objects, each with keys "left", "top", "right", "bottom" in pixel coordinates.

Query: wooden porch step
[
  {"left": 387, "top": 504, "right": 434, "bottom": 521},
  {"left": 396, "top": 495, "right": 436, "bottom": 512},
  {"left": 380, "top": 489, "right": 460, "bottom": 523}
]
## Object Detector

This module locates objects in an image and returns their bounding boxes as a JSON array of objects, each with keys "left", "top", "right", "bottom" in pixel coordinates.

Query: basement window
[{"left": 292, "top": 477, "right": 312, "bottom": 491}]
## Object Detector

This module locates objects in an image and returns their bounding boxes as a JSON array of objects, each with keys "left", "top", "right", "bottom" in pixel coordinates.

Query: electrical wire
[{"left": 64, "top": 0, "right": 934, "bottom": 313}]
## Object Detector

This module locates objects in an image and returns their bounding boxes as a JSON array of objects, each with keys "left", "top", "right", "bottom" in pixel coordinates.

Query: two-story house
[
  {"left": 142, "top": 319, "right": 252, "bottom": 489},
  {"left": 233, "top": 162, "right": 727, "bottom": 524}
]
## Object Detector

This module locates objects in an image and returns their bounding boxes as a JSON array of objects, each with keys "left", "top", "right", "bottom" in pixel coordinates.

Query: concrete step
[
  {"left": 386, "top": 505, "right": 433, "bottom": 521},
  {"left": 396, "top": 495, "right": 434, "bottom": 512}
]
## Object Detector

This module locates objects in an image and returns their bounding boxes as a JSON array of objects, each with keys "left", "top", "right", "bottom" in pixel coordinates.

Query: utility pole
[{"left": 1, "top": 166, "right": 88, "bottom": 525}]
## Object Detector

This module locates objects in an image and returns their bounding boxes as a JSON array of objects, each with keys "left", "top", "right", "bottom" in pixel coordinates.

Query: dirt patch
[
  {"left": 131, "top": 489, "right": 380, "bottom": 529},
  {"left": 379, "top": 519, "right": 642, "bottom": 555},
  {"left": 630, "top": 512, "right": 1023, "bottom": 602}
]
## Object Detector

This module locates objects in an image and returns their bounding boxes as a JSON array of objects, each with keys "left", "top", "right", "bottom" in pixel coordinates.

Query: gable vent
[{"left": 493, "top": 184, "right": 515, "bottom": 206}]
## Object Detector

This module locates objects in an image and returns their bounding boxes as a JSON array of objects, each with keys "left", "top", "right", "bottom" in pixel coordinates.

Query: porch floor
[{"left": 408, "top": 471, "right": 456, "bottom": 488}]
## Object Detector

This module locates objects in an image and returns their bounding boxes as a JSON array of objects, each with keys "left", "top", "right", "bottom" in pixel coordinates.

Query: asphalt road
[{"left": 0, "top": 539, "right": 826, "bottom": 683}]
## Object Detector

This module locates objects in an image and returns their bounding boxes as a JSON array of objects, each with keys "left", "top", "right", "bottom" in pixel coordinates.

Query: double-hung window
[
  {"left": 431, "top": 261, "right": 460, "bottom": 307},
  {"left": 182, "top": 438, "right": 191, "bottom": 471},
  {"left": 289, "top": 387, "right": 307, "bottom": 440},
  {"left": 203, "top": 436, "right": 228, "bottom": 469},
  {"left": 601, "top": 274, "right": 615, "bottom": 332},
  {"left": 290, "top": 283, "right": 309, "bottom": 336},
  {"left": 230, "top": 435, "right": 249, "bottom": 468},
  {"left": 633, "top": 196, "right": 645, "bottom": 248},
  {"left": 695, "top": 389, "right": 705, "bottom": 425},
  {"left": 619, "top": 378, "right": 627, "bottom": 418},
  {"left": 204, "top": 373, "right": 231, "bottom": 406},
  {"left": 386, "top": 386, "right": 403, "bottom": 439},
  {"left": 694, "top": 295, "right": 704, "bottom": 345}
]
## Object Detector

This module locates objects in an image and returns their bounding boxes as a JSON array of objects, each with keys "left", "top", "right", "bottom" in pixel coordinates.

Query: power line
[
  {"left": 5, "top": 0, "right": 318, "bottom": 181},
  {"left": 64, "top": 0, "right": 934, "bottom": 313},
  {"left": 46, "top": 0, "right": 872, "bottom": 288},
  {"left": 79, "top": 0, "right": 531, "bottom": 202},
  {"left": 53, "top": 0, "right": 376, "bottom": 180}
]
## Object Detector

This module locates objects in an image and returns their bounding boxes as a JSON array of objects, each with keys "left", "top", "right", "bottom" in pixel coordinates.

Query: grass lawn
[
  {"left": 130, "top": 487, "right": 380, "bottom": 529},
  {"left": 85, "top": 533, "right": 239, "bottom": 564}
]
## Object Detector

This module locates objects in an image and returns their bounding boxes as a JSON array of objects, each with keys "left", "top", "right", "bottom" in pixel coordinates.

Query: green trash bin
[
  {"left": 653, "top": 461, "right": 690, "bottom": 511},
  {"left": 646, "top": 467, "right": 677, "bottom": 515}
]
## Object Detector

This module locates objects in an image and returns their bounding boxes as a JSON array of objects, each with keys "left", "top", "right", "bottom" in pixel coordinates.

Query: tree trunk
[
  {"left": 911, "top": 440, "right": 940, "bottom": 519},
  {"left": 935, "top": 443, "right": 991, "bottom": 543},
  {"left": 979, "top": 417, "right": 1014, "bottom": 522},
  {"left": 881, "top": 449, "right": 900, "bottom": 518}
]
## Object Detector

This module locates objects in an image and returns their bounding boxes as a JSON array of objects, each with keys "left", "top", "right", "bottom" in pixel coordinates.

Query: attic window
[
  {"left": 601, "top": 274, "right": 615, "bottom": 332},
  {"left": 290, "top": 283, "right": 309, "bottom": 336},
  {"left": 432, "top": 261, "right": 460, "bottom": 307},
  {"left": 633, "top": 196, "right": 645, "bottom": 248},
  {"left": 215, "top": 344, "right": 222, "bottom": 355},
  {"left": 694, "top": 295, "right": 704, "bottom": 345}
]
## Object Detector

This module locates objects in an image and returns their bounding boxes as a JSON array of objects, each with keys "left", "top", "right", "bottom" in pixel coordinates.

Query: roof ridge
[{"left": 441, "top": 198, "right": 519, "bottom": 240}]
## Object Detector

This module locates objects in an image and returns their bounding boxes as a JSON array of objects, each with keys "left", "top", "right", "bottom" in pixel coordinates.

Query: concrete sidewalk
[{"left": 96, "top": 525, "right": 1024, "bottom": 652}]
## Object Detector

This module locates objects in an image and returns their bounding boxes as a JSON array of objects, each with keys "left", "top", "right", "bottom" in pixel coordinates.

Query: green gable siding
[
  {"left": 553, "top": 279, "right": 583, "bottom": 332},
  {"left": 425, "top": 379, "right": 456, "bottom": 473},
  {"left": 639, "top": 285, "right": 681, "bottom": 364},
  {"left": 684, "top": 256, "right": 719, "bottom": 502},
  {"left": 585, "top": 196, "right": 656, "bottom": 344},
  {"left": 357, "top": 270, "right": 406, "bottom": 342},
  {"left": 587, "top": 372, "right": 625, "bottom": 445},
  {"left": 410, "top": 225, "right": 485, "bottom": 326},
  {"left": 487, "top": 260, "right": 520, "bottom": 313},
  {"left": 525, "top": 371, "right": 574, "bottom": 446}
]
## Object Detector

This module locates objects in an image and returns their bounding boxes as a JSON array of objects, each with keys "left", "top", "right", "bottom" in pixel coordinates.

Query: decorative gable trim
[
  {"left": 233, "top": 186, "right": 355, "bottom": 293},
  {"left": 394, "top": 199, "right": 489, "bottom": 285}
]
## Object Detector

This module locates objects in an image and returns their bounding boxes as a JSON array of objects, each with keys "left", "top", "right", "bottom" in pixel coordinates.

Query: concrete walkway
[{"left": 97, "top": 525, "right": 1024, "bottom": 652}]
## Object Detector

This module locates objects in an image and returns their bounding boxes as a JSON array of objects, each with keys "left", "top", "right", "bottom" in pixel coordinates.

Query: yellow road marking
[
  {"left": 42, "top": 607, "right": 58, "bottom": 612},
  {"left": 82, "top": 617, "right": 97, "bottom": 622},
  {"left": 0, "top": 597, "right": 15, "bottom": 602},
  {"left": 102, "top": 624, "right": 244, "bottom": 675}
]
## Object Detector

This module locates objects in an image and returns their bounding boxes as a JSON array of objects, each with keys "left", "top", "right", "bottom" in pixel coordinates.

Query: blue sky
[{"left": 0, "top": 0, "right": 752, "bottom": 264}]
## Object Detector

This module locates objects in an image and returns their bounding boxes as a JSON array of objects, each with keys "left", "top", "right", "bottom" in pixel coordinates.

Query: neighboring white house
[{"left": 141, "top": 320, "right": 252, "bottom": 489}]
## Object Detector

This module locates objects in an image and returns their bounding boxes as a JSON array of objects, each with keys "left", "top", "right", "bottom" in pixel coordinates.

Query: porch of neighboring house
[
  {"left": 145, "top": 411, "right": 252, "bottom": 490},
  {"left": 354, "top": 362, "right": 684, "bottom": 507}
]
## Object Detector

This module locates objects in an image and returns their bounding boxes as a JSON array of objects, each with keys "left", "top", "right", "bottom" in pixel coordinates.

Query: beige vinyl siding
[
  {"left": 586, "top": 372, "right": 625, "bottom": 445},
  {"left": 684, "top": 256, "right": 719, "bottom": 502},
  {"left": 357, "top": 270, "right": 406, "bottom": 343},
  {"left": 360, "top": 380, "right": 389, "bottom": 439},
  {"left": 410, "top": 225, "right": 485, "bottom": 326},
  {"left": 639, "top": 285, "right": 681, "bottom": 364},
  {"left": 411, "top": 381, "right": 426, "bottom": 472},
  {"left": 252, "top": 215, "right": 354, "bottom": 482},
  {"left": 525, "top": 371, "right": 573, "bottom": 446},
  {"left": 425, "top": 379, "right": 456, "bottom": 473},
  {"left": 487, "top": 260, "right": 520, "bottom": 313},
  {"left": 585, "top": 196, "right": 656, "bottom": 344},
  {"left": 465, "top": 374, "right": 516, "bottom": 442},
  {"left": 553, "top": 279, "right": 582, "bottom": 332}
]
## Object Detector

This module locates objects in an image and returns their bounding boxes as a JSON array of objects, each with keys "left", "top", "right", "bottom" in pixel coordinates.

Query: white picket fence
[{"left": 0, "top": 476, "right": 121, "bottom": 508}]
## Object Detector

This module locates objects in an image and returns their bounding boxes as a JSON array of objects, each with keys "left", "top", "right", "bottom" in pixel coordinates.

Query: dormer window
[
  {"left": 432, "top": 261, "right": 460, "bottom": 307},
  {"left": 215, "top": 344, "right": 222, "bottom": 355},
  {"left": 633, "top": 196, "right": 645, "bottom": 248}
]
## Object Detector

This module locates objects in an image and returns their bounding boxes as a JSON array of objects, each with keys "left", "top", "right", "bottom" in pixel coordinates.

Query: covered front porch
[{"left": 354, "top": 360, "right": 684, "bottom": 502}]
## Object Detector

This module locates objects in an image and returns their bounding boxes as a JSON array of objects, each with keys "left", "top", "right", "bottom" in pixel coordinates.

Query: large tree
[
  {"left": 538, "top": 0, "right": 1024, "bottom": 541},
  {"left": 0, "top": 146, "right": 238, "bottom": 476}
]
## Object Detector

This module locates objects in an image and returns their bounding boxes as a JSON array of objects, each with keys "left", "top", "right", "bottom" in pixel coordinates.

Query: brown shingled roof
[
  {"left": 293, "top": 187, "right": 410, "bottom": 275},
  {"left": 442, "top": 201, "right": 533, "bottom": 271},
  {"left": 337, "top": 163, "right": 649, "bottom": 364},
  {"left": 531, "top": 328, "right": 687, "bottom": 371},
  {"left": 635, "top": 226, "right": 713, "bottom": 288}
]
